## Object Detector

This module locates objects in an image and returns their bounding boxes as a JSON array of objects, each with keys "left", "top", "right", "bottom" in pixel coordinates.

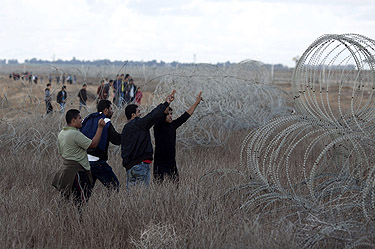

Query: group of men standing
[
  {"left": 112, "top": 74, "right": 140, "bottom": 107},
  {"left": 97, "top": 75, "right": 141, "bottom": 106},
  {"left": 52, "top": 89, "right": 203, "bottom": 205},
  {"left": 44, "top": 74, "right": 143, "bottom": 115}
]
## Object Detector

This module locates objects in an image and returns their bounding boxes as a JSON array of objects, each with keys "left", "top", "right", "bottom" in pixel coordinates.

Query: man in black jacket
[
  {"left": 153, "top": 92, "right": 202, "bottom": 183},
  {"left": 80, "top": 100, "right": 121, "bottom": 191},
  {"left": 78, "top": 84, "right": 88, "bottom": 111},
  {"left": 121, "top": 90, "right": 175, "bottom": 188},
  {"left": 57, "top": 85, "right": 67, "bottom": 113}
]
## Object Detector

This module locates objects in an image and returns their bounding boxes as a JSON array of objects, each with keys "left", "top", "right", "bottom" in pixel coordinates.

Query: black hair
[
  {"left": 46, "top": 83, "right": 51, "bottom": 87},
  {"left": 97, "top": 99, "right": 112, "bottom": 112},
  {"left": 125, "top": 104, "right": 138, "bottom": 120},
  {"left": 82, "top": 83, "right": 87, "bottom": 87},
  {"left": 66, "top": 109, "right": 80, "bottom": 124},
  {"left": 168, "top": 107, "right": 173, "bottom": 112},
  {"left": 62, "top": 85, "right": 66, "bottom": 89},
  {"left": 125, "top": 74, "right": 130, "bottom": 79}
]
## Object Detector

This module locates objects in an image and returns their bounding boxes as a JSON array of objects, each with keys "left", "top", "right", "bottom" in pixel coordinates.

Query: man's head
[
  {"left": 97, "top": 99, "right": 113, "bottom": 118},
  {"left": 125, "top": 104, "right": 140, "bottom": 120},
  {"left": 101, "top": 79, "right": 105, "bottom": 85},
  {"left": 82, "top": 83, "right": 87, "bottom": 89},
  {"left": 129, "top": 78, "right": 134, "bottom": 85},
  {"left": 46, "top": 83, "right": 51, "bottom": 88},
  {"left": 165, "top": 107, "right": 173, "bottom": 123},
  {"left": 66, "top": 109, "right": 82, "bottom": 128},
  {"left": 62, "top": 85, "right": 66, "bottom": 90}
]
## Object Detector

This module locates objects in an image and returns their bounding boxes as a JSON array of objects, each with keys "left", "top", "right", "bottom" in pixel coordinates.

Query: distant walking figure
[
  {"left": 57, "top": 85, "right": 67, "bottom": 113},
  {"left": 78, "top": 84, "right": 88, "bottom": 111},
  {"left": 97, "top": 80, "right": 108, "bottom": 102},
  {"left": 135, "top": 87, "right": 143, "bottom": 105},
  {"left": 125, "top": 78, "right": 137, "bottom": 104},
  {"left": 44, "top": 83, "right": 53, "bottom": 114}
]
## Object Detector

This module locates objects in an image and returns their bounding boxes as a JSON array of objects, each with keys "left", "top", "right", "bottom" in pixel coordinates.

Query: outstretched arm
[
  {"left": 141, "top": 90, "right": 176, "bottom": 129},
  {"left": 173, "top": 91, "right": 203, "bottom": 128},
  {"left": 186, "top": 91, "right": 202, "bottom": 115}
]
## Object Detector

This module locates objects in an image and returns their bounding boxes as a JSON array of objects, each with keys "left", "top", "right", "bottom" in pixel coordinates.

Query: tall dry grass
[{"left": 0, "top": 113, "right": 298, "bottom": 248}]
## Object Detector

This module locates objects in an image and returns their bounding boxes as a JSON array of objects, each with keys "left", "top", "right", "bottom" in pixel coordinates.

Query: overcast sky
[{"left": 1, "top": 0, "right": 374, "bottom": 67}]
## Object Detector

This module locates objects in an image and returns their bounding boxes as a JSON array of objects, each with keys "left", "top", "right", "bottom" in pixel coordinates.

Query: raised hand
[
  {"left": 195, "top": 91, "right": 203, "bottom": 104},
  {"left": 166, "top": 89, "right": 176, "bottom": 104},
  {"left": 98, "top": 118, "right": 105, "bottom": 128}
]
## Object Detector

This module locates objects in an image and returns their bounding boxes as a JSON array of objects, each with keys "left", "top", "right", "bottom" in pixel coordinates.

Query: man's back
[
  {"left": 78, "top": 89, "right": 87, "bottom": 102},
  {"left": 58, "top": 127, "right": 91, "bottom": 170}
]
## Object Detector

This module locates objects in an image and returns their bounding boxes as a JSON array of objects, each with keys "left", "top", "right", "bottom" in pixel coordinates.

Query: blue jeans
[
  {"left": 59, "top": 103, "right": 65, "bottom": 113},
  {"left": 126, "top": 162, "right": 150, "bottom": 189},
  {"left": 79, "top": 101, "right": 86, "bottom": 111},
  {"left": 90, "top": 160, "right": 120, "bottom": 191}
]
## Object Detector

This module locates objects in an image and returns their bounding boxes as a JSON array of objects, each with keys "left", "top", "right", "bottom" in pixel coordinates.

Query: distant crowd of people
[
  {"left": 51, "top": 87, "right": 203, "bottom": 206},
  {"left": 97, "top": 74, "right": 143, "bottom": 107},
  {"left": 10, "top": 72, "right": 77, "bottom": 85},
  {"left": 43, "top": 74, "right": 143, "bottom": 115}
]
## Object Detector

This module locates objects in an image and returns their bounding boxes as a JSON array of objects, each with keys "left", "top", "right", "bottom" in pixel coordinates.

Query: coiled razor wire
[
  {"left": 0, "top": 60, "right": 291, "bottom": 155},
  {"left": 240, "top": 34, "right": 375, "bottom": 248},
  {"left": 148, "top": 60, "right": 291, "bottom": 146}
]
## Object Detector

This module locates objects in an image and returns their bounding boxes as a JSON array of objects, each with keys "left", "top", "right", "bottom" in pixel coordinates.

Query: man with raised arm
[
  {"left": 121, "top": 90, "right": 175, "bottom": 188},
  {"left": 52, "top": 109, "right": 105, "bottom": 206},
  {"left": 153, "top": 92, "right": 203, "bottom": 183}
]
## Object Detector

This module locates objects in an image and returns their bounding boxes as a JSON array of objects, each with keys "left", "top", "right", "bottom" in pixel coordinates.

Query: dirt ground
[{"left": 0, "top": 74, "right": 153, "bottom": 120}]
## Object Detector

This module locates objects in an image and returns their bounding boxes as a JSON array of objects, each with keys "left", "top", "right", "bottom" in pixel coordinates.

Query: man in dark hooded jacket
[
  {"left": 80, "top": 100, "right": 121, "bottom": 191},
  {"left": 121, "top": 90, "right": 175, "bottom": 188}
]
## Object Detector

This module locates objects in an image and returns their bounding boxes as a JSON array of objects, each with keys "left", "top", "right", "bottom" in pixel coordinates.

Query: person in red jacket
[{"left": 135, "top": 87, "right": 143, "bottom": 105}]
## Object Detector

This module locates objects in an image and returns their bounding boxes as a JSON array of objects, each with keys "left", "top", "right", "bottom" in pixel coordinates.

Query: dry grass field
[
  {"left": 0, "top": 72, "right": 301, "bottom": 248},
  {"left": 2, "top": 62, "right": 373, "bottom": 248}
]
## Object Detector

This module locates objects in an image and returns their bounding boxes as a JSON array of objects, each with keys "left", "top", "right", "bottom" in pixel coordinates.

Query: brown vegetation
[{"left": 0, "top": 74, "right": 299, "bottom": 248}]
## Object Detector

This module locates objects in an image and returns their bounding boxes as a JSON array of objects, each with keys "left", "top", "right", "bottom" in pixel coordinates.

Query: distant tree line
[{"left": 0, "top": 57, "right": 291, "bottom": 69}]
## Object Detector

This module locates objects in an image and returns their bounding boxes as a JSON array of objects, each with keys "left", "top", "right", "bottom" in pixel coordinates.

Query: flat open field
[
  {"left": 0, "top": 68, "right": 300, "bottom": 248},
  {"left": 1, "top": 63, "right": 373, "bottom": 248}
]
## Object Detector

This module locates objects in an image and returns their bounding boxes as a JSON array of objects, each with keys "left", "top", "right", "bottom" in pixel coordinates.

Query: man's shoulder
[{"left": 123, "top": 119, "right": 141, "bottom": 131}]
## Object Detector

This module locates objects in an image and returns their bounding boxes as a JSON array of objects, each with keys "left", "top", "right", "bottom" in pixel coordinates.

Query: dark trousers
[
  {"left": 153, "top": 163, "right": 179, "bottom": 183},
  {"left": 70, "top": 171, "right": 92, "bottom": 206},
  {"left": 90, "top": 160, "right": 120, "bottom": 191},
  {"left": 46, "top": 101, "right": 53, "bottom": 114}
]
